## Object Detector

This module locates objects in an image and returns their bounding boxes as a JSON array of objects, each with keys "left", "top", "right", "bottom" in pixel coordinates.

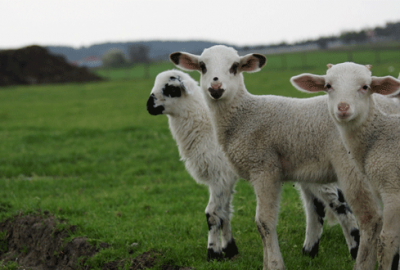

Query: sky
[{"left": 1, "top": 0, "right": 400, "bottom": 49}]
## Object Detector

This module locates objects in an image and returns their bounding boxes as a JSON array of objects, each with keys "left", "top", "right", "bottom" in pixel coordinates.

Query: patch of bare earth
[{"left": 0, "top": 212, "right": 194, "bottom": 270}]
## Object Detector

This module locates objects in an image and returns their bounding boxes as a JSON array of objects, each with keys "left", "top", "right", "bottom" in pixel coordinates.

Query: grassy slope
[{"left": 1, "top": 49, "right": 399, "bottom": 269}]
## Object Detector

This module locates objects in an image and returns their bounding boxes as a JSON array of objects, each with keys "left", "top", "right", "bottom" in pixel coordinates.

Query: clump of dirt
[
  {"left": 0, "top": 211, "right": 98, "bottom": 270},
  {"left": 0, "top": 212, "right": 195, "bottom": 270},
  {"left": 0, "top": 45, "right": 103, "bottom": 86}
]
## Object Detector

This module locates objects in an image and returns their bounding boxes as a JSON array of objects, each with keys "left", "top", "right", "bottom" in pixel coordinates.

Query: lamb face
[
  {"left": 147, "top": 70, "right": 195, "bottom": 116},
  {"left": 291, "top": 62, "right": 400, "bottom": 129},
  {"left": 169, "top": 45, "right": 266, "bottom": 102},
  {"left": 324, "top": 63, "right": 374, "bottom": 125}
]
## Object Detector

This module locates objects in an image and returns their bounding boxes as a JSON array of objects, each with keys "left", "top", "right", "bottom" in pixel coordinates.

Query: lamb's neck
[
  {"left": 337, "top": 99, "right": 382, "bottom": 173},
  {"left": 168, "top": 103, "right": 209, "bottom": 157},
  {"left": 207, "top": 89, "right": 251, "bottom": 147}
]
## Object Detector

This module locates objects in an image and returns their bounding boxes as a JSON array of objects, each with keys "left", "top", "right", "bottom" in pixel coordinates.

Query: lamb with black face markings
[
  {"left": 146, "top": 69, "right": 362, "bottom": 263},
  {"left": 170, "top": 45, "right": 400, "bottom": 270}
]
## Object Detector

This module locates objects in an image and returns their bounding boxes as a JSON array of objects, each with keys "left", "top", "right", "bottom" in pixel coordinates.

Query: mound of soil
[
  {"left": 0, "top": 45, "right": 103, "bottom": 86},
  {"left": 0, "top": 212, "right": 195, "bottom": 270},
  {"left": 0, "top": 212, "right": 98, "bottom": 269}
]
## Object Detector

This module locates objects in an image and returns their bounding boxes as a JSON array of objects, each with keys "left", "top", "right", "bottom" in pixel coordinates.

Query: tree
[
  {"left": 127, "top": 44, "right": 151, "bottom": 78},
  {"left": 101, "top": 49, "right": 127, "bottom": 68}
]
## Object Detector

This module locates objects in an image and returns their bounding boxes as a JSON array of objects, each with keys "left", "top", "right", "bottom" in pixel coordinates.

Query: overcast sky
[{"left": 1, "top": 0, "right": 400, "bottom": 49}]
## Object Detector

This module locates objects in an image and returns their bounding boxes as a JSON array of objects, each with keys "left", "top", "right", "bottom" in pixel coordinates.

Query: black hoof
[
  {"left": 391, "top": 253, "right": 399, "bottom": 270},
  {"left": 207, "top": 248, "right": 223, "bottom": 261},
  {"left": 223, "top": 238, "right": 239, "bottom": 259},
  {"left": 302, "top": 240, "right": 319, "bottom": 259}
]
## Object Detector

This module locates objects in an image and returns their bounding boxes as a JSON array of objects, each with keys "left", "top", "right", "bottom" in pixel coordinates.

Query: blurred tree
[
  {"left": 101, "top": 49, "right": 127, "bottom": 68},
  {"left": 128, "top": 44, "right": 151, "bottom": 78}
]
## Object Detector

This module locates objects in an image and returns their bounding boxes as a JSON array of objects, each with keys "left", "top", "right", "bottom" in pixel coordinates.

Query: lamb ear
[
  {"left": 290, "top": 73, "right": 326, "bottom": 93},
  {"left": 169, "top": 52, "right": 200, "bottom": 72},
  {"left": 179, "top": 80, "right": 194, "bottom": 95},
  {"left": 370, "top": 76, "right": 400, "bottom": 96},
  {"left": 238, "top": 54, "right": 267, "bottom": 73}
]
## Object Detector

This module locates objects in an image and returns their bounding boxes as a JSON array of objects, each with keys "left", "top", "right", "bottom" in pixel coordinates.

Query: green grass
[{"left": 1, "top": 48, "right": 399, "bottom": 269}]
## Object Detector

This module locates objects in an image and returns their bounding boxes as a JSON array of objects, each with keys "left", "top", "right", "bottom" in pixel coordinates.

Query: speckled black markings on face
[
  {"left": 229, "top": 62, "right": 239, "bottom": 75},
  {"left": 313, "top": 198, "right": 325, "bottom": 225},
  {"left": 199, "top": 61, "right": 207, "bottom": 74},
  {"left": 350, "top": 229, "right": 360, "bottom": 259},
  {"left": 223, "top": 238, "right": 239, "bottom": 259},
  {"left": 303, "top": 239, "right": 320, "bottom": 258},
  {"left": 162, "top": 84, "right": 181, "bottom": 98},
  {"left": 146, "top": 94, "right": 165, "bottom": 115}
]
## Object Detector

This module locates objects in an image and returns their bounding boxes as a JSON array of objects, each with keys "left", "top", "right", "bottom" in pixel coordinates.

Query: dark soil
[
  {"left": 0, "top": 212, "right": 97, "bottom": 269},
  {"left": 0, "top": 45, "right": 103, "bottom": 87},
  {"left": 0, "top": 212, "right": 195, "bottom": 270}
]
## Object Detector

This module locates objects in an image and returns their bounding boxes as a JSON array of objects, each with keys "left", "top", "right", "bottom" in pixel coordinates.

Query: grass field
[{"left": 1, "top": 48, "right": 399, "bottom": 269}]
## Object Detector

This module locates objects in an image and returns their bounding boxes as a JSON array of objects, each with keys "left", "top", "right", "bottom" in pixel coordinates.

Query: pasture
[{"left": 1, "top": 48, "right": 400, "bottom": 269}]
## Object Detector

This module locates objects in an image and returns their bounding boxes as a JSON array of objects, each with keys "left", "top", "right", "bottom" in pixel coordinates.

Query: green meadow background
[{"left": 1, "top": 47, "right": 400, "bottom": 269}]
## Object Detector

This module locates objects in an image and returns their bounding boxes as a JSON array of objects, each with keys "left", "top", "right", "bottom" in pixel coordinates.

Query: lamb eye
[
  {"left": 325, "top": 83, "right": 332, "bottom": 89},
  {"left": 199, "top": 62, "right": 207, "bottom": 74},
  {"left": 362, "top": 85, "right": 368, "bottom": 90},
  {"left": 230, "top": 62, "right": 239, "bottom": 75}
]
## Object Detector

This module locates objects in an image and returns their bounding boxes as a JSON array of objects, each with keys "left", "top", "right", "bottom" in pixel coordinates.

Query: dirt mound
[
  {"left": 0, "top": 45, "right": 103, "bottom": 86},
  {"left": 0, "top": 212, "right": 195, "bottom": 270},
  {"left": 0, "top": 212, "right": 98, "bottom": 270}
]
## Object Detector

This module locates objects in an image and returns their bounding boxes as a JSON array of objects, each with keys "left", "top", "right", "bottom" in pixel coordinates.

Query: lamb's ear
[
  {"left": 370, "top": 76, "right": 400, "bottom": 96},
  {"left": 169, "top": 52, "right": 200, "bottom": 72},
  {"left": 290, "top": 73, "right": 326, "bottom": 93},
  {"left": 179, "top": 80, "right": 194, "bottom": 95},
  {"left": 239, "top": 54, "right": 267, "bottom": 73}
]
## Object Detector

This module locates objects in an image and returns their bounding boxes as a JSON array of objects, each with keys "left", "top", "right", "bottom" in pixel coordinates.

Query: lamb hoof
[
  {"left": 207, "top": 248, "right": 223, "bottom": 261},
  {"left": 223, "top": 238, "right": 239, "bottom": 259},
  {"left": 302, "top": 240, "right": 319, "bottom": 259}
]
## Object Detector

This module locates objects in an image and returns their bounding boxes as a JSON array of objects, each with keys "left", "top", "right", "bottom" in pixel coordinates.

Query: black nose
[
  {"left": 213, "top": 77, "right": 218, "bottom": 81},
  {"left": 147, "top": 94, "right": 165, "bottom": 115},
  {"left": 208, "top": 88, "right": 224, "bottom": 100}
]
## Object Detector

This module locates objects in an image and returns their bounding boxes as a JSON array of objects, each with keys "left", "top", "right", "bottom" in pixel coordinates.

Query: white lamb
[
  {"left": 169, "top": 45, "right": 400, "bottom": 270},
  {"left": 146, "top": 69, "right": 362, "bottom": 261},
  {"left": 291, "top": 62, "right": 400, "bottom": 270}
]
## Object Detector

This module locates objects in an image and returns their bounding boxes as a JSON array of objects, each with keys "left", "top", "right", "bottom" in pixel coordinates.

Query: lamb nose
[
  {"left": 338, "top": 102, "right": 350, "bottom": 112},
  {"left": 213, "top": 77, "right": 218, "bottom": 81}
]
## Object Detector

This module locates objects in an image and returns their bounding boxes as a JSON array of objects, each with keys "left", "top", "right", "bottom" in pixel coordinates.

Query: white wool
[
  {"left": 291, "top": 62, "right": 400, "bottom": 269},
  {"left": 170, "top": 46, "right": 400, "bottom": 269}
]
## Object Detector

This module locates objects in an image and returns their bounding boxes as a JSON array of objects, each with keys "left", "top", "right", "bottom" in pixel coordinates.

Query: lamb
[
  {"left": 169, "top": 45, "right": 400, "bottom": 270},
  {"left": 290, "top": 62, "right": 400, "bottom": 270},
  {"left": 146, "top": 69, "right": 361, "bottom": 261},
  {"left": 390, "top": 73, "right": 400, "bottom": 104}
]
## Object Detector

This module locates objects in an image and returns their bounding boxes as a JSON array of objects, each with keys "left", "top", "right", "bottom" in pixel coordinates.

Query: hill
[{"left": 46, "top": 40, "right": 232, "bottom": 62}]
